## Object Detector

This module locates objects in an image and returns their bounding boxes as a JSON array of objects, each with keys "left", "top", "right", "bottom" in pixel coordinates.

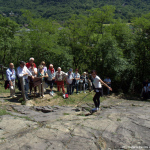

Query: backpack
[
  {"left": 65, "top": 93, "right": 69, "bottom": 98},
  {"left": 4, "top": 80, "right": 9, "bottom": 89}
]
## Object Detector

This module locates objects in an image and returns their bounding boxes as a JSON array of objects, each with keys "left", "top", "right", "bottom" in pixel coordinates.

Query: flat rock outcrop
[{"left": 0, "top": 98, "right": 150, "bottom": 150}]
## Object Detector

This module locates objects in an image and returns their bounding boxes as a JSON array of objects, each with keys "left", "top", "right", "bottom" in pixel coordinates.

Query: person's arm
[
  {"left": 99, "top": 79, "right": 112, "bottom": 91},
  {"left": 44, "top": 72, "right": 48, "bottom": 77},
  {"left": 6, "top": 70, "right": 13, "bottom": 86},
  {"left": 55, "top": 72, "right": 58, "bottom": 81},
  {"left": 34, "top": 68, "right": 37, "bottom": 75},
  {"left": 76, "top": 74, "right": 80, "bottom": 80},
  {"left": 26, "top": 68, "right": 32, "bottom": 76},
  {"left": 52, "top": 70, "right": 55, "bottom": 79},
  {"left": 14, "top": 70, "right": 16, "bottom": 80},
  {"left": 65, "top": 73, "right": 69, "bottom": 84}
]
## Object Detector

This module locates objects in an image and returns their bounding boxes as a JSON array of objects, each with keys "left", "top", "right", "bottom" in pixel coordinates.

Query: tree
[{"left": 0, "top": 15, "right": 19, "bottom": 65}]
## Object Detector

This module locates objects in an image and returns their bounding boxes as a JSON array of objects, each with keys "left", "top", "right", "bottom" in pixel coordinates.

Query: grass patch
[
  {"left": 58, "top": 91, "right": 105, "bottom": 106},
  {"left": 0, "top": 108, "right": 11, "bottom": 116},
  {"left": 0, "top": 80, "right": 10, "bottom": 94},
  {"left": 77, "top": 113, "right": 85, "bottom": 116},
  {"left": 63, "top": 113, "right": 70, "bottom": 115},
  {"left": 21, "top": 101, "right": 26, "bottom": 105},
  {"left": 117, "top": 118, "right": 121, "bottom": 121}
]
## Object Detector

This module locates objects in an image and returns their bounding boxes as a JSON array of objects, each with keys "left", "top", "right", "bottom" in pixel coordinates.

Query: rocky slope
[{"left": 0, "top": 98, "right": 150, "bottom": 150}]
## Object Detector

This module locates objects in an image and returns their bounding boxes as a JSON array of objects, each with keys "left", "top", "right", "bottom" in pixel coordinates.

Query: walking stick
[{"left": 75, "top": 91, "right": 93, "bottom": 107}]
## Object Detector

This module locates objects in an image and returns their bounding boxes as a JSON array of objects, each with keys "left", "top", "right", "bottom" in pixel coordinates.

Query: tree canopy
[
  {"left": 1, "top": 6, "right": 150, "bottom": 94},
  {"left": 0, "top": 0, "right": 150, "bottom": 23}
]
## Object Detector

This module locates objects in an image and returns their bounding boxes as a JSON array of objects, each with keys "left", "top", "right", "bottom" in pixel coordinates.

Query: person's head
[
  {"left": 49, "top": 64, "right": 53, "bottom": 69},
  {"left": 57, "top": 67, "right": 61, "bottom": 73},
  {"left": 41, "top": 61, "right": 46, "bottom": 67},
  {"left": 91, "top": 70, "right": 97, "bottom": 78},
  {"left": 29, "top": 57, "right": 34, "bottom": 64},
  {"left": 38, "top": 65, "right": 43, "bottom": 72},
  {"left": 20, "top": 61, "right": 25, "bottom": 68},
  {"left": 69, "top": 68, "right": 73, "bottom": 73},
  {"left": 75, "top": 68, "right": 78, "bottom": 73},
  {"left": 9, "top": 63, "right": 14, "bottom": 69},
  {"left": 83, "top": 72, "right": 86, "bottom": 76},
  {"left": 107, "top": 77, "right": 109, "bottom": 79}
]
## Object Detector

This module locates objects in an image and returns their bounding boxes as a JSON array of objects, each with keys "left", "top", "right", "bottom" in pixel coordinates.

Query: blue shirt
[
  {"left": 47, "top": 68, "right": 55, "bottom": 81},
  {"left": 73, "top": 72, "right": 80, "bottom": 84},
  {"left": 6, "top": 68, "right": 16, "bottom": 81}
]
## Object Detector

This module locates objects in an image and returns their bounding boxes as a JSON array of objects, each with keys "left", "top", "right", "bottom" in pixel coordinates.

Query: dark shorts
[
  {"left": 94, "top": 88, "right": 103, "bottom": 97},
  {"left": 47, "top": 80, "right": 55, "bottom": 88}
]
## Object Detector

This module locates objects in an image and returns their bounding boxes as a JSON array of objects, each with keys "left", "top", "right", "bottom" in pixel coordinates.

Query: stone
[{"left": 0, "top": 98, "right": 150, "bottom": 149}]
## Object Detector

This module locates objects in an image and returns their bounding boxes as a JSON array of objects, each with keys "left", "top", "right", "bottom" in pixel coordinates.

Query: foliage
[
  {"left": 1, "top": 7, "right": 150, "bottom": 93},
  {"left": 0, "top": 0, "right": 150, "bottom": 23}
]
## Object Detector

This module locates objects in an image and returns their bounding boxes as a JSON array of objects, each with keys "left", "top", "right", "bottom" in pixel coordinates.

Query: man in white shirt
[
  {"left": 104, "top": 77, "right": 111, "bottom": 95},
  {"left": 17, "top": 61, "right": 32, "bottom": 100},
  {"left": 66, "top": 68, "right": 74, "bottom": 95}
]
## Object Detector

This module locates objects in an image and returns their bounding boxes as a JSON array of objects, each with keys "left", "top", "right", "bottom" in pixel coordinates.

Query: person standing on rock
[
  {"left": 6, "top": 63, "right": 17, "bottom": 98},
  {"left": 91, "top": 70, "right": 112, "bottom": 111}
]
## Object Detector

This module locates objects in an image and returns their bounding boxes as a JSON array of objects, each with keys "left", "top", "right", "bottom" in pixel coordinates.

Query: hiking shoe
[
  {"left": 12, "top": 95, "right": 17, "bottom": 98},
  {"left": 63, "top": 94, "right": 65, "bottom": 98},
  {"left": 97, "top": 108, "right": 99, "bottom": 111},
  {"left": 92, "top": 108, "right": 97, "bottom": 111},
  {"left": 50, "top": 92, "right": 53, "bottom": 96}
]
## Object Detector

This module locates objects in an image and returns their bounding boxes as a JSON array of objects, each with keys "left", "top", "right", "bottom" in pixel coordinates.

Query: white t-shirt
[
  {"left": 29, "top": 67, "right": 37, "bottom": 77},
  {"left": 66, "top": 72, "right": 74, "bottom": 84},
  {"left": 93, "top": 75, "right": 102, "bottom": 88}
]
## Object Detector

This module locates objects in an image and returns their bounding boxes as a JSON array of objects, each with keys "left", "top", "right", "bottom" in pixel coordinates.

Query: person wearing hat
[
  {"left": 26, "top": 57, "right": 36, "bottom": 69},
  {"left": 6, "top": 63, "right": 17, "bottom": 98},
  {"left": 66, "top": 68, "right": 74, "bottom": 95},
  {"left": 17, "top": 61, "right": 33, "bottom": 100},
  {"left": 47, "top": 64, "right": 55, "bottom": 96}
]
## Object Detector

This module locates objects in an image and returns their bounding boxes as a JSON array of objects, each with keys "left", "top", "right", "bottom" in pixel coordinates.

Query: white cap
[
  {"left": 29, "top": 57, "right": 34, "bottom": 61},
  {"left": 50, "top": 64, "right": 53, "bottom": 67}
]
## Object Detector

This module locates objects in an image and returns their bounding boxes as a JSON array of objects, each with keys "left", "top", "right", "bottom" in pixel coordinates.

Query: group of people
[{"left": 6, "top": 57, "right": 112, "bottom": 111}]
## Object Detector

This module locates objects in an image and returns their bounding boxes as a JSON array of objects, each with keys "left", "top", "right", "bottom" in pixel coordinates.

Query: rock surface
[{"left": 0, "top": 98, "right": 150, "bottom": 150}]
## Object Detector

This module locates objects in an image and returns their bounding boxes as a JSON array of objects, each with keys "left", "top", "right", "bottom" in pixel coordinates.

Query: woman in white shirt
[
  {"left": 29, "top": 63, "right": 37, "bottom": 95},
  {"left": 91, "top": 70, "right": 112, "bottom": 111}
]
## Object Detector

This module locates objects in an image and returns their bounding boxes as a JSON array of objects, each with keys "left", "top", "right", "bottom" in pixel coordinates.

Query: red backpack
[{"left": 65, "top": 93, "right": 68, "bottom": 98}]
